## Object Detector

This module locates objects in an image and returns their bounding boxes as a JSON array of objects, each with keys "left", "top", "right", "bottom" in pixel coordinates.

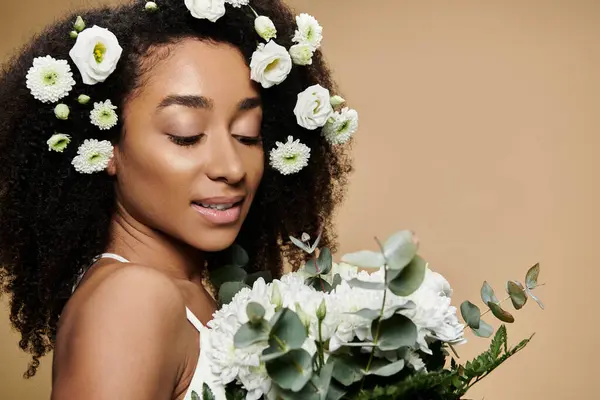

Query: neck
[{"left": 105, "top": 202, "right": 205, "bottom": 283}]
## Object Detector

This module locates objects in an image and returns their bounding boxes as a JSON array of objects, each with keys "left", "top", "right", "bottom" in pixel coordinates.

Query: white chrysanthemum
[
  {"left": 292, "top": 13, "right": 323, "bottom": 51},
  {"left": 90, "top": 99, "right": 118, "bottom": 130},
  {"left": 322, "top": 107, "right": 359, "bottom": 145},
  {"left": 47, "top": 133, "right": 71, "bottom": 152},
  {"left": 250, "top": 41, "right": 292, "bottom": 89},
  {"left": 268, "top": 136, "right": 311, "bottom": 175},
  {"left": 69, "top": 25, "right": 123, "bottom": 85},
  {"left": 26, "top": 56, "right": 75, "bottom": 103},
  {"left": 225, "top": 0, "right": 249, "bottom": 7},
  {"left": 71, "top": 139, "right": 114, "bottom": 174}
]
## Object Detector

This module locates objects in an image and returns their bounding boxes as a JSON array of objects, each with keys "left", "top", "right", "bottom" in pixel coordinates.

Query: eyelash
[{"left": 167, "top": 134, "right": 262, "bottom": 147}]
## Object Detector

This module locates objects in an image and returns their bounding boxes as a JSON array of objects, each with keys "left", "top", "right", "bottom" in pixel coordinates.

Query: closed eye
[
  {"left": 234, "top": 135, "right": 262, "bottom": 146},
  {"left": 167, "top": 134, "right": 203, "bottom": 147}
]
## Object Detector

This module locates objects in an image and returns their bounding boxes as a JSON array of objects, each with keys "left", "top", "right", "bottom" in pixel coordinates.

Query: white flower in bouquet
[
  {"left": 185, "top": 0, "right": 226, "bottom": 22},
  {"left": 249, "top": 41, "right": 292, "bottom": 89},
  {"left": 69, "top": 25, "right": 123, "bottom": 85},
  {"left": 293, "top": 84, "right": 334, "bottom": 130}
]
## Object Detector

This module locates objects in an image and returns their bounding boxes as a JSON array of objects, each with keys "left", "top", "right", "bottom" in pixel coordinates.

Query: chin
[{"left": 188, "top": 228, "right": 241, "bottom": 253}]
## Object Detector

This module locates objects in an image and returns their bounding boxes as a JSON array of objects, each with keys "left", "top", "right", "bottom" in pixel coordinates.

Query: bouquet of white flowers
[{"left": 200, "top": 230, "right": 544, "bottom": 400}]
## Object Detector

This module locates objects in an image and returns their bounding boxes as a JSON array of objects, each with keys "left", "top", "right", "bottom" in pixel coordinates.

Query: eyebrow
[{"left": 156, "top": 95, "right": 262, "bottom": 111}]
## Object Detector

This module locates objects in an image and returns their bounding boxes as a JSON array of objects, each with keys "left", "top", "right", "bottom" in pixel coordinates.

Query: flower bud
[
  {"left": 316, "top": 298, "right": 327, "bottom": 321},
  {"left": 54, "top": 104, "right": 70, "bottom": 120},
  {"left": 254, "top": 16, "right": 277, "bottom": 41},
  {"left": 271, "top": 283, "right": 282, "bottom": 311},
  {"left": 69, "top": 31, "right": 78, "bottom": 39},
  {"left": 77, "top": 94, "right": 91, "bottom": 105},
  {"left": 329, "top": 95, "right": 346, "bottom": 107},
  {"left": 145, "top": 1, "right": 158, "bottom": 12},
  {"left": 74, "top": 16, "right": 85, "bottom": 32}
]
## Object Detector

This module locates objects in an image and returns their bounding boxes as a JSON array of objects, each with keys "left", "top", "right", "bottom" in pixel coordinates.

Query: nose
[{"left": 205, "top": 131, "right": 246, "bottom": 185}]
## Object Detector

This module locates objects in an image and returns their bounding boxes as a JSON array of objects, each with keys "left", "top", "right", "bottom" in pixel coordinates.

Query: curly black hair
[{"left": 0, "top": 0, "right": 352, "bottom": 378}]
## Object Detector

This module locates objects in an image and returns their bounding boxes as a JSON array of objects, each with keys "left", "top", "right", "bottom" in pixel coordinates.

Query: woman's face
[{"left": 110, "top": 39, "right": 264, "bottom": 252}]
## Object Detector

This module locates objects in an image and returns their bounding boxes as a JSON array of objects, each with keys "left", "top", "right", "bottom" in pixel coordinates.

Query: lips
[{"left": 191, "top": 196, "right": 245, "bottom": 225}]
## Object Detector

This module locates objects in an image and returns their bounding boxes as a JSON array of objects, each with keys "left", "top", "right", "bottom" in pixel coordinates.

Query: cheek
[{"left": 245, "top": 147, "right": 265, "bottom": 192}]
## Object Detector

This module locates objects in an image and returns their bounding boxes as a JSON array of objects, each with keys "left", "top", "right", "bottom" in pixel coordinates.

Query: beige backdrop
[{"left": 1, "top": 0, "right": 598, "bottom": 398}]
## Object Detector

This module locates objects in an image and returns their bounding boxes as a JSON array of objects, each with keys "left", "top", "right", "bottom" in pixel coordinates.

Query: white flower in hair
[
  {"left": 250, "top": 41, "right": 292, "bottom": 89},
  {"left": 69, "top": 25, "right": 123, "bottom": 85},
  {"left": 26, "top": 56, "right": 75, "bottom": 103},
  {"left": 293, "top": 84, "right": 333, "bottom": 130},
  {"left": 269, "top": 136, "right": 311, "bottom": 175},
  {"left": 254, "top": 16, "right": 277, "bottom": 41},
  {"left": 185, "top": 0, "right": 226, "bottom": 22},
  {"left": 292, "top": 13, "right": 323, "bottom": 51},
  {"left": 289, "top": 44, "right": 313, "bottom": 66},
  {"left": 46, "top": 133, "right": 71, "bottom": 152},
  {"left": 71, "top": 139, "right": 114, "bottom": 174},
  {"left": 225, "top": 0, "right": 249, "bottom": 8},
  {"left": 90, "top": 99, "right": 118, "bottom": 130},
  {"left": 322, "top": 107, "right": 359, "bottom": 145}
]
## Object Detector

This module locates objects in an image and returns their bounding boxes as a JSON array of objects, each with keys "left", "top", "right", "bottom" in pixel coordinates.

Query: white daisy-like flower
[
  {"left": 46, "top": 133, "right": 71, "bottom": 152},
  {"left": 90, "top": 99, "right": 118, "bottom": 130},
  {"left": 225, "top": 0, "right": 249, "bottom": 7},
  {"left": 322, "top": 107, "right": 359, "bottom": 145},
  {"left": 292, "top": 13, "right": 323, "bottom": 51},
  {"left": 71, "top": 139, "right": 114, "bottom": 174},
  {"left": 269, "top": 136, "right": 311, "bottom": 175},
  {"left": 26, "top": 56, "right": 75, "bottom": 103}
]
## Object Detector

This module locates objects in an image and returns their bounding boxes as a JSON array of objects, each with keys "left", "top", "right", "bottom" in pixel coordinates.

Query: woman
[{"left": 0, "top": 0, "right": 355, "bottom": 398}]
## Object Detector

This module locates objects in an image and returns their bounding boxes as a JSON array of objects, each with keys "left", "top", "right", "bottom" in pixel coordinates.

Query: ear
[{"left": 107, "top": 144, "right": 119, "bottom": 176}]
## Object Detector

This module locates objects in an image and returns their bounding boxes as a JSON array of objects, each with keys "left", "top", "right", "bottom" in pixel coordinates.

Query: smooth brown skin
[{"left": 51, "top": 39, "right": 264, "bottom": 400}]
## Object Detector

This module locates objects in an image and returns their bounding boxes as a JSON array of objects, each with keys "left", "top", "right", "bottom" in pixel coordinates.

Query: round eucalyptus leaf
[
  {"left": 266, "top": 349, "right": 314, "bottom": 392},
  {"left": 471, "top": 319, "right": 494, "bottom": 338},
  {"left": 218, "top": 281, "right": 250, "bottom": 306},
  {"left": 506, "top": 280, "right": 528, "bottom": 310},
  {"left": 387, "top": 255, "right": 427, "bottom": 296},
  {"left": 317, "top": 247, "right": 333, "bottom": 275},
  {"left": 460, "top": 300, "right": 481, "bottom": 329},
  {"left": 375, "top": 314, "right": 418, "bottom": 351},
  {"left": 488, "top": 301, "right": 515, "bottom": 323},
  {"left": 234, "top": 320, "right": 269, "bottom": 348},
  {"left": 526, "top": 263, "right": 540, "bottom": 289},
  {"left": 480, "top": 281, "right": 499, "bottom": 305},
  {"left": 331, "top": 355, "right": 364, "bottom": 386},
  {"left": 230, "top": 244, "right": 249, "bottom": 267},
  {"left": 247, "top": 302, "right": 266, "bottom": 324},
  {"left": 363, "top": 359, "right": 405, "bottom": 376},
  {"left": 269, "top": 308, "right": 307, "bottom": 351},
  {"left": 526, "top": 287, "right": 545, "bottom": 310},
  {"left": 346, "top": 278, "right": 385, "bottom": 291},
  {"left": 210, "top": 264, "right": 247, "bottom": 288},
  {"left": 383, "top": 230, "right": 418, "bottom": 271},
  {"left": 341, "top": 250, "right": 384, "bottom": 269}
]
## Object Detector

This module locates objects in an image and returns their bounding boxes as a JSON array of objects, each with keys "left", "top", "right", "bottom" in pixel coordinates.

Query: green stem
[
  {"left": 318, "top": 319, "right": 325, "bottom": 370},
  {"left": 480, "top": 295, "right": 511, "bottom": 318},
  {"left": 248, "top": 5, "right": 259, "bottom": 18}
]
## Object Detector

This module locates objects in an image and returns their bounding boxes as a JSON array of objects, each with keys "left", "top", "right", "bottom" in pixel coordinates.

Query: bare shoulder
[{"left": 53, "top": 264, "right": 191, "bottom": 400}]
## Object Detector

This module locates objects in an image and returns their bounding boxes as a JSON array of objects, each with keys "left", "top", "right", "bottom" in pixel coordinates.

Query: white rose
[
  {"left": 184, "top": 0, "right": 226, "bottom": 22},
  {"left": 293, "top": 84, "right": 333, "bottom": 130},
  {"left": 254, "top": 16, "right": 277, "bottom": 41},
  {"left": 249, "top": 41, "right": 292, "bottom": 89},
  {"left": 69, "top": 25, "right": 123, "bottom": 85},
  {"left": 289, "top": 44, "right": 313, "bottom": 66}
]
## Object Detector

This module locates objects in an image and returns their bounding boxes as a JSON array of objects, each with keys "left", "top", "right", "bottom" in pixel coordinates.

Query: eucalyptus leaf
[
  {"left": 348, "top": 308, "right": 381, "bottom": 320},
  {"left": 290, "top": 235, "right": 312, "bottom": 253},
  {"left": 219, "top": 281, "right": 250, "bottom": 306},
  {"left": 488, "top": 302, "right": 515, "bottom": 323},
  {"left": 325, "top": 383, "right": 346, "bottom": 400},
  {"left": 460, "top": 301, "right": 481, "bottom": 329},
  {"left": 331, "top": 355, "right": 364, "bottom": 385},
  {"left": 268, "top": 308, "right": 307, "bottom": 352},
  {"left": 230, "top": 244, "right": 249, "bottom": 267},
  {"left": 266, "top": 348, "right": 314, "bottom": 392},
  {"left": 480, "top": 281, "right": 499, "bottom": 305},
  {"left": 375, "top": 314, "right": 418, "bottom": 351},
  {"left": 210, "top": 265, "right": 247, "bottom": 288},
  {"left": 387, "top": 255, "right": 427, "bottom": 296},
  {"left": 304, "top": 259, "right": 319, "bottom": 276},
  {"left": 471, "top": 319, "right": 494, "bottom": 338},
  {"left": 347, "top": 279, "right": 385, "bottom": 291},
  {"left": 191, "top": 390, "right": 200, "bottom": 400},
  {"left": 317, "top": 247, "right": 333, "bottom": 275},
  {"left": 246, "top": 302, "right": 266, "bottom": 324},
  {"left": 331, "top": 273, "right": 342, "bottom": 289},
  {"left": 526, "top": 263, "right": 540, "bottom": 289},
  {"left": 383, "top": 230, "right": 418, "bottom": 271},
  {"left": 340, "top": 250, "right": 384, "bottom": 269},
  {"left": 526, "top": 287, "right": 545, "bottom": 310},
  {"left": 317, "top": 360, "right": 335, "bottom": 399},
  {"left": 307, "top": 277, "right": 333, "bottom": 292},
  {"left": 363, "top": 359, "right": 405, "bottom": 376},
  {"left": 506, "top": 280, "right": 528, "bottom": 310},
  {"left": 245, "top": 270, "right": 273, "bottom": 286},
  {"left": 234, "top": 320, "right": 269, "bottom": 348}
]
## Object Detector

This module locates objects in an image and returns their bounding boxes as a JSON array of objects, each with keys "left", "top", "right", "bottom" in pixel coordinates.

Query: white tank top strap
[
  {"left": 185, "top": 307, "right": 205, "bottom": 332},
  {"left": 98, "top": 253, "right": 130, "bottom": 263}
]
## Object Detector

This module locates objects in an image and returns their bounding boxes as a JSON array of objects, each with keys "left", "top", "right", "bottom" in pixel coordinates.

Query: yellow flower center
[
  {"left": 265, "top": 58, "right": 280, "bottom": 73},
  {"left": 93, "top": 42, "right": 107, "bottom": 63}
]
